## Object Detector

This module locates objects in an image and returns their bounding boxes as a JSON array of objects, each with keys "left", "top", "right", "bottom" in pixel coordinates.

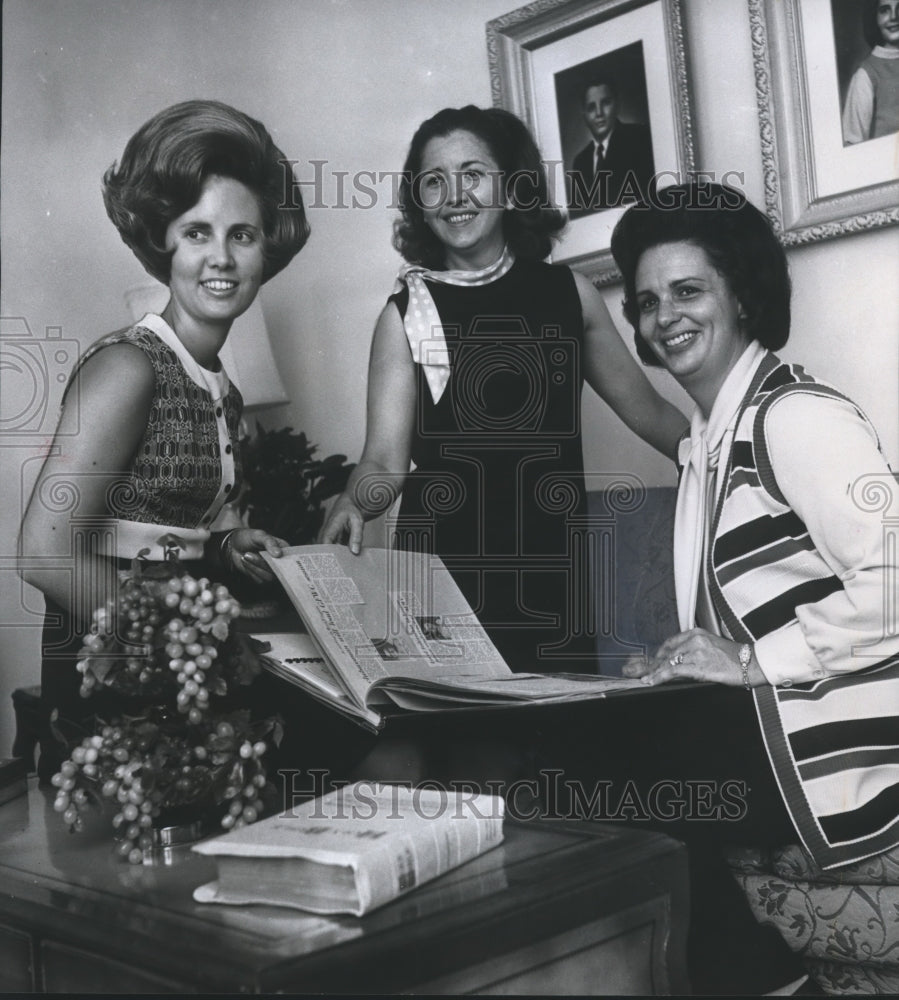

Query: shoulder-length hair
[
  {"left": 103, "top": 100, "right": 309, "bottom": 285},
  {"left": 610, "top": 182, "right": 791, "bottom": 366},
  {"left": 393, "top": 105, "right": 564, "bottom": 268}
]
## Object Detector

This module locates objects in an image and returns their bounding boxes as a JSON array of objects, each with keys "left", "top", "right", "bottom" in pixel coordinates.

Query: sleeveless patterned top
[{"left": 68, "top": 314, "right": 243, "bottom": 535}]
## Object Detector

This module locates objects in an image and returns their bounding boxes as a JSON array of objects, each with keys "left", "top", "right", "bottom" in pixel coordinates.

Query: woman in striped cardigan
[{"left": 586, "top": 181, "right": 898, "bottom": 992}]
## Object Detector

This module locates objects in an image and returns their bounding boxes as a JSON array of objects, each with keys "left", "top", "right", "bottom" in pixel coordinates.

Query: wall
[{"left": 1, "top": 0, "right": 897, "bottom": 758}]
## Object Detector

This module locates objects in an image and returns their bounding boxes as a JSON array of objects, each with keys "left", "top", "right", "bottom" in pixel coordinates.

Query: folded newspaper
[
  {"left": 193, "top": 781, "right": 504, "bottom": 916},
  {"left": 256, "top": 544, "right": 644, "bottom": 731}
]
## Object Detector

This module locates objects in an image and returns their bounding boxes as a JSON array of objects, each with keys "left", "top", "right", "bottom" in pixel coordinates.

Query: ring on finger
[{"left": 669, "top": 652, "right": 684, "bottom": 667}]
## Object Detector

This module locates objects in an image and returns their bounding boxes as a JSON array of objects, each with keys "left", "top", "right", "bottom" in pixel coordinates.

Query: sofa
[
  {"left": 727, "top": 844, "right": 899, "bottom": 994},
  {"left": 588, "top": 482, "right": 899, "bottom": 995}
]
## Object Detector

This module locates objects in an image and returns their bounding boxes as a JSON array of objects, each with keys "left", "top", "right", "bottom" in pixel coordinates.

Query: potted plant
[{"left": 238, "top": 423, "right": 355, "bottom": 545}]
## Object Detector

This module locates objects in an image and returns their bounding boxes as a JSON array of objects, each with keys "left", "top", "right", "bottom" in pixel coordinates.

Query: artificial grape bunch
[
  {"left": 55, "top": 555, "right": 280, "bottom": 862},
  {"left": 203, "top": 719, "right": 270, "bottom": 833},
  {"left": 162, "top": 575, "right": 242, "bottom": 724},
  {"left": 78, "top": 571, "right": 168, "bottom": 699},
  {"left": 77, "top": 570, "right": 244, "bottom": 716},
  {"left": 51, "top": 712, "right": 278, "bottom": 864}
]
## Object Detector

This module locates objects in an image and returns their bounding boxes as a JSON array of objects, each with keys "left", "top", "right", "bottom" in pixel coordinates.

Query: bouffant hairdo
[
  {"left": 103, "top": 100, "right": 309, "bottom": 285},
  {"left": 393, "top": 105, "right": 565, "bottom": 268},
  {"left": 610, "top": 182, "right": 791, "bottom": 367}
]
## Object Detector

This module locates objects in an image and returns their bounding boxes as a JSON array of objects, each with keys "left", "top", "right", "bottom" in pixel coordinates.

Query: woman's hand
[
  {"left": 226, "top": 529, "right": 287, "bottom": 582},
  {"left": 317, "top": 302, "right": 417, "bottom": 556},
  {"left": 319, "top": 494, "right": 365, "bottom": 554},
  {"left": 623, "top": 628, "right": 765, "bottom": 688}
]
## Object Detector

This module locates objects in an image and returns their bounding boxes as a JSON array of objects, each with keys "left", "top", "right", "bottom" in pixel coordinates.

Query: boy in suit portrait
[{"left": 567, "top": 75, "right": 655, "bottom": 217}]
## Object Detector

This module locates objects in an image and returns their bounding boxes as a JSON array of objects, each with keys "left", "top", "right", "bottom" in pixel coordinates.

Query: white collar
[
  {"left": 706, "top": 339, "right": 767, "bottom": 428},
  {"left": 681, "top": 341, "right": 768, "bottom": 463},
  {"left": 872, "top": 45, "right": 899, "bottom": 58},
  {"left": 135, "top": 313, "right": 230, "bottom": 402}
]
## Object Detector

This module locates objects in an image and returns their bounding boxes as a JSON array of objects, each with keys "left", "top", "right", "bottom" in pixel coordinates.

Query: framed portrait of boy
[{"left": 487, "top": 0, "right": 696, "bottom": 284}]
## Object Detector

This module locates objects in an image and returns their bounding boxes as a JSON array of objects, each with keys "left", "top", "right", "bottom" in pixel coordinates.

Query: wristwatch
[{"left": 739, "top": 643, "right": 753, "bottom": 691}]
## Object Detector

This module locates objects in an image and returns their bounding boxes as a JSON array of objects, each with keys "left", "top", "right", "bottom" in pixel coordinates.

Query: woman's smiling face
[
  {"left": 418, "top": 129, "right": 506, "bottom": 270},
  {"left": 165, "top": 174, "right": 265, "bottom": 333},
  {"left": 635, "top": 240, "right": 749, "bottom": 410}
]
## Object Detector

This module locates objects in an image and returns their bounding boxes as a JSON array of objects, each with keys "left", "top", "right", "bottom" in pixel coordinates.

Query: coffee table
[{"left": 0, "top": 781, "right": 689, "bottom": 994}]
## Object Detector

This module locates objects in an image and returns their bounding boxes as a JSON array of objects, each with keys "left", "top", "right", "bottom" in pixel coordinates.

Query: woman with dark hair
[
  {"left": 614, "top": 183, "right": 898, "bottom": 731},
  {"left": 392, "top": 105, "right": 564, "bottom": 267},
  {"left": 322, "top": 105, "right": 687, "bottom": 673},
  {"left": 545, "top": 181, "right": 899, "bottom": 993},
  {"left": 19, "top": 99, "right": 309, "bottom": 780}
]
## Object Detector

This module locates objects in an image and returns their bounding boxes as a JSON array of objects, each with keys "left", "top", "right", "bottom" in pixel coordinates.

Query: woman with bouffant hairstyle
[
  {"left": 103, "top": 98, "right": 309, "bottom": 283},
  {"left": 20, "top": 100, "right": 308, "bottom": 781}
]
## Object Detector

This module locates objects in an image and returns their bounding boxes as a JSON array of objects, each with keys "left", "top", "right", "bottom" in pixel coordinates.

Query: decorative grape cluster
[
  {"left": 162, "top": 576, "right": 242, "bottom": 724},
  {"left": 55, "top": 559, "right": 279, "bottom": 863},
  {"left": 77, "top": 573, "right": 242, "bottom": 716},
  {"left": 51, "top": 714, "right": 275, "bottom": 864},
  {"left": 211, "top": 720, "right": 270, "bottom": 833},
  {"left": 78, "top": 571, "right": 163, "bottom": 698}
]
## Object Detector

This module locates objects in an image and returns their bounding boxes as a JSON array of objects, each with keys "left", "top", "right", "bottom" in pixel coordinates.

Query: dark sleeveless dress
[{"left": 389, "top": 258, "right": 595, "bottom": 673}]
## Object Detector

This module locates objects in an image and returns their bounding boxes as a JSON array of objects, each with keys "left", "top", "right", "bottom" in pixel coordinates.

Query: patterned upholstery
[
  {"left": 771, "top": 843, "right": 899, "bottom": 886},
  {"left": 588, "top": 483, "right": 899, "bottom": 995},
  {"left": 727, "top": 844, "right": 899, "bottom": 994}
]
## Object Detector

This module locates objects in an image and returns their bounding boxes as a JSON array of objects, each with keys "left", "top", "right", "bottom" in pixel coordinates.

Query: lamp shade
[{"left": 123, "top": 281, "right": 289, "bottom": 411}]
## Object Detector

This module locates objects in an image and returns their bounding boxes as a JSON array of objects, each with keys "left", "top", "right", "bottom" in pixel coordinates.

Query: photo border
[
  {"left": 749, "top": 0, "right": 899, "bottom": 246},
  {"left": 486, "top": 0, "right": 695, "bottom": 285}
]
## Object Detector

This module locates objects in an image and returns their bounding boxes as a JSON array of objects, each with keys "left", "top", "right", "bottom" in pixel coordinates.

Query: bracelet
[
  {"left": 219, "top": 529, "right": 237, "bottom": 568},
  {"left": 739, "top": 643, "right": 753, "bottom": 691}
]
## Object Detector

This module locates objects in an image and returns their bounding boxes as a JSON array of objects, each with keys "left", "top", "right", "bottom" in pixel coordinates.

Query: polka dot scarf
[{"left": 394, "top": 246, "right": 515, "bottom": 403}]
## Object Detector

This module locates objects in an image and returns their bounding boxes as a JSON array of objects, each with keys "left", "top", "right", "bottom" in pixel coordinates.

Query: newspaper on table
[
  {"left": 193, "top": 781, "right": 505, "bottom": 916},
  {"left": 257, "top": 545, "right": 644, "bottom": 731}
]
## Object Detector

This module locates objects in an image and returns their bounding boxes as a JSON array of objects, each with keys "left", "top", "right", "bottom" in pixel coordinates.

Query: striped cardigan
[{"left": 708, "top": 353, "right": 899, "bottom": 869}]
